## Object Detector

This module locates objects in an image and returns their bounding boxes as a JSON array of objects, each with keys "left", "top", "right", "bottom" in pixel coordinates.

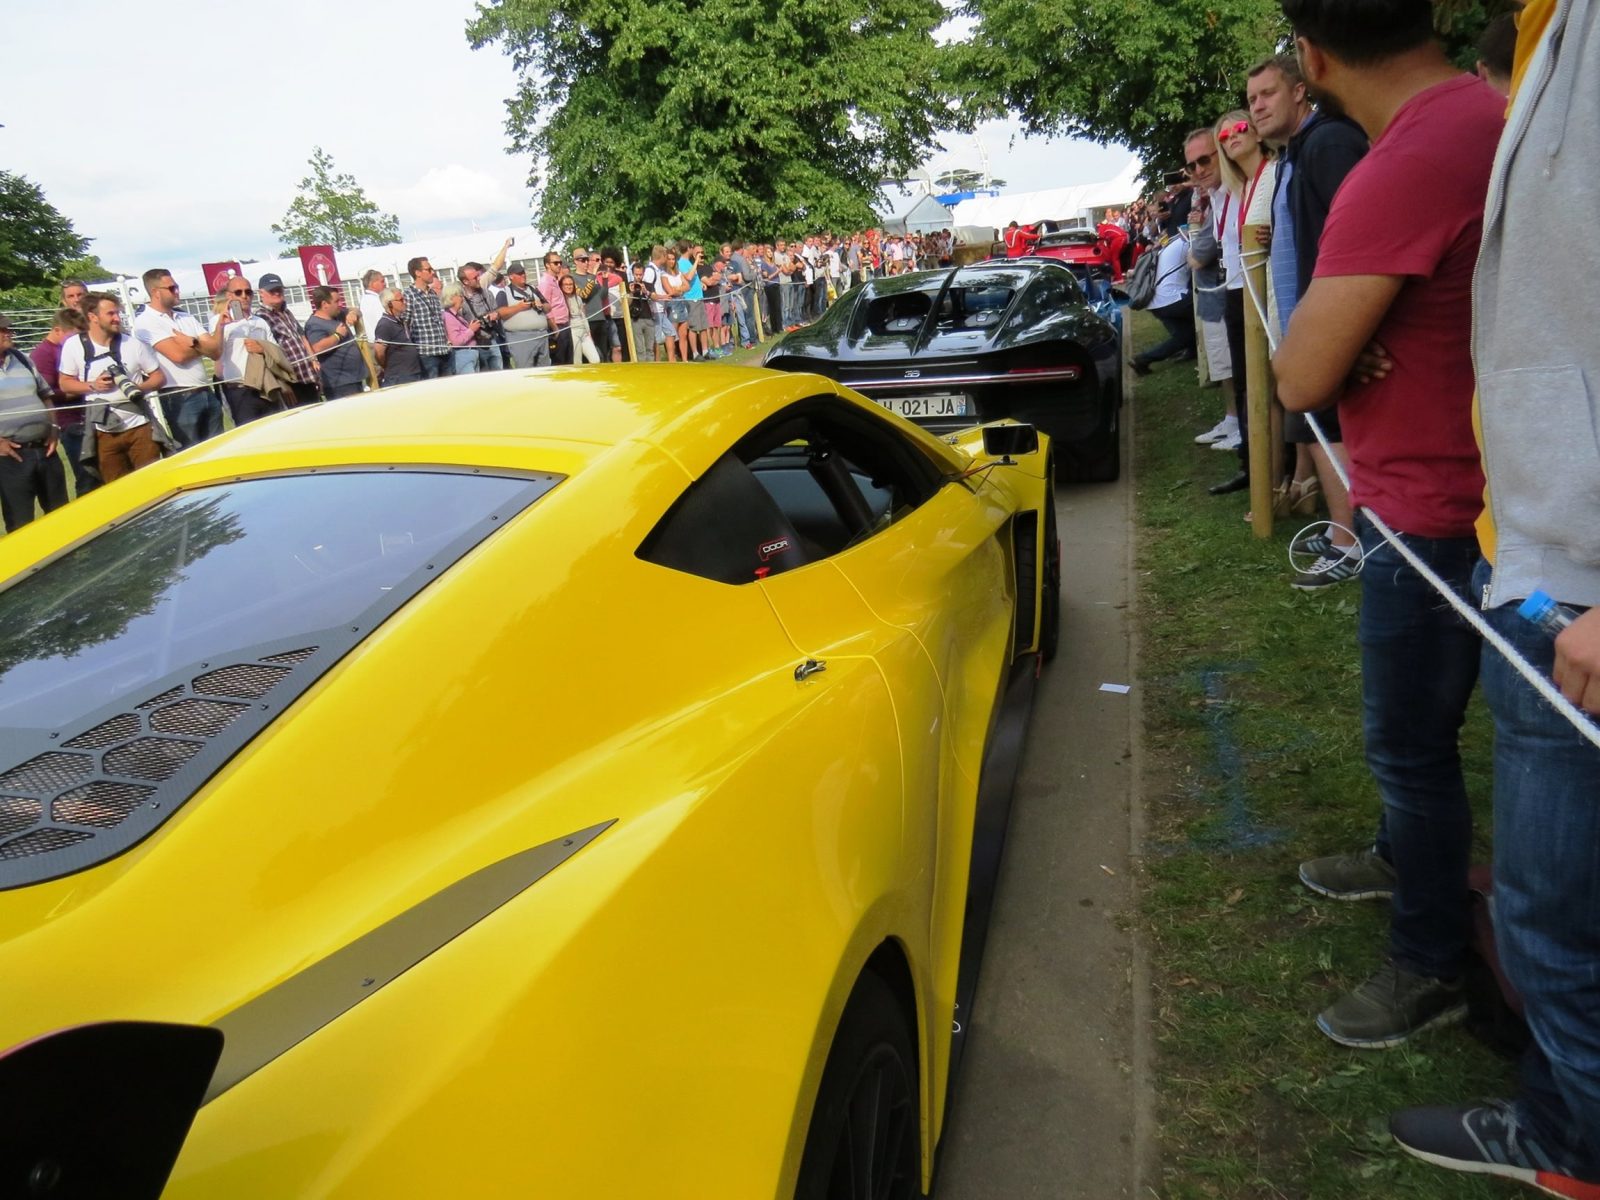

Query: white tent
[
  {"left": 950, "top": 160, "right": 1143, "bottom": 230},
  {"left": 875, "top": 194, "right": 957, "bottom": 236}
]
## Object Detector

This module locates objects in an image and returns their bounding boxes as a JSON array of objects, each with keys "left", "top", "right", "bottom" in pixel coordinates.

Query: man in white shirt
[
  {"left": 208, "top": 278, "right": 280, "bottom": 424},
  {"left": 133, "top": 268, "right": 224, "bottom": 448},
  {"left": 57, "top": 292, "right": 172, "bottom": 482},
  {"left": 1131, "top": 200, "right": 1197, "bottom": 375},
  {"left": 357, "top": 269, "right": 387, "bottom": 347}
]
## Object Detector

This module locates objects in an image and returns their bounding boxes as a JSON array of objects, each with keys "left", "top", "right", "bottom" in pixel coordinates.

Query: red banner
[
  {"left": 200, "top": 261, "right": 244, "bottom": 296},
  {"left": 297, "top": 245, "right": 341, "bottom": 289}
]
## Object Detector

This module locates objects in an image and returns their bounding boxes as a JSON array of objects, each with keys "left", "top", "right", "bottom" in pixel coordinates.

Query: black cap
[
  {"left": 507, "top": 262, "right": 528, "bottom": 276},
  {"left": 258, "top": 273, "right": 285, "bottom": 291}
]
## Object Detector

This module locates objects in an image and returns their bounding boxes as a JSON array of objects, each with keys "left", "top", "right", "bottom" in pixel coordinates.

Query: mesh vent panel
[
  {"left": 0, "top": 753, "right": 95, "bottom": 795},
  {"left": 193, "top": 664, "right": 289, "bottom": 699},
  {"left": 0, "top": 828, "right": 92, "bottom": 861},
  {"left": 150, "top": 699, "right": 249, "bottom": 738},
  {"left": 53, "top": 782, "right": 154, "bottom": 830},
  {"left": 138, "top": 686, "right": 187, "bottom": 710},
  {"left": 260, "top": 647, "right": 319, "bottom": 665},
  {"left": 64, "top": 713, "right": 144, "bottom": 749},
  {"left": 0, "top": 796, "right": 42, "bottom": 839},
  {"left": 103, "top": 738, "right": 202, "bottom": 782}
]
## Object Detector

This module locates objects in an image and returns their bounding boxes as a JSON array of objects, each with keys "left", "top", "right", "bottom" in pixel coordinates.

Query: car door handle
[{"left": 794, "top": 659, "right": 827, "bottom": 681}]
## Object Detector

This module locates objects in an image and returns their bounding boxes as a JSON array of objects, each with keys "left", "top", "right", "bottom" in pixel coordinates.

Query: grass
[{"left": 1127, "top": 312, "right": 1511, "bottom": 1199}]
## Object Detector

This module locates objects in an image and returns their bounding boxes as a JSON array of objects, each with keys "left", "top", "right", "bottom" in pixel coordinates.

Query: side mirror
[{"left": 982, "top": 423, "right": 1039, "bottom": 461}]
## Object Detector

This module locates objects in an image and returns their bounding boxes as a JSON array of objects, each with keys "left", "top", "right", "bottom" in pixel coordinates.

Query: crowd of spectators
[
  {"left": 0, "top": 226, "right": 969, "bottom": 529},
  {"left": 1117, "top": 0, "right": 1600, "bottom": 1194}
]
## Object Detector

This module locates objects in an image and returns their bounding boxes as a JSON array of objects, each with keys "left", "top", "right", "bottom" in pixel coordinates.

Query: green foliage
[
  {"left": 954, "top": 0, "right": 1287, "bottom": 173},
  {"left": 468, "top": 0, "right": 959, "bottom": 248},
  {"left": 272, "top": 147, "right": 401, "bottom": 252},
  {"left": 0, "top": 171, "right": 90, "bottom": 294}
]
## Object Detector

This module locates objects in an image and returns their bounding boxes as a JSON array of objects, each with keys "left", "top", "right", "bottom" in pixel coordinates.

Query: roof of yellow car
[{"left": 180, "top": 365, "right": 797, "bottom": 471}]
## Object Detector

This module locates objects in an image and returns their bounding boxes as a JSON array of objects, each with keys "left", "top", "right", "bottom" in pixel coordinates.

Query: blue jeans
[
  {"left": 419, "top": 353, "right": 452, "bottom": 379},
  {"left": 1478, "top": 557, "right": 1600, "bottom": 1174},
  {"left": 1356, "top": 514, "right": 1481, "bottom": 979},
  {"left": 166, "top": 388, "right": 224, "bottom": 448},
  {"left": 58, "top": 426, "right": 97, "bottom": 496},
  {"left": 1135, "top": 300, "right": 1196, "bottom": 367},
  {"left": 733, "top": 291, "right": 753, "bottom": 344},
  {"left": 476, "top": 345, "right": 502, "bottom": 372},
  {"left": 452, "top": 347, "right": 480, "bottom": 374}
]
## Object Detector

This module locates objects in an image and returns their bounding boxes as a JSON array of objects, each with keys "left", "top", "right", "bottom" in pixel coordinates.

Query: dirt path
[{"left": 936, "top": 407, "right": 1155, "bottom": 1197}]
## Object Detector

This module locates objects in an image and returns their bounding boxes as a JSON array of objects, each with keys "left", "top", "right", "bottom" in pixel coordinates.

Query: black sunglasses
[
  {"left": 1185, "top": 152, "right": 1216, "bottom": 172},
  {"left": 229, "top": 288, "right": 254, "bottom": 297}
]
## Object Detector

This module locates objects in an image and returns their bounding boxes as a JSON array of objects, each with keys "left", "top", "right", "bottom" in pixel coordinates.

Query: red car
[{"left": 998, "top": 223, "right": 1126, "bottom": 281}]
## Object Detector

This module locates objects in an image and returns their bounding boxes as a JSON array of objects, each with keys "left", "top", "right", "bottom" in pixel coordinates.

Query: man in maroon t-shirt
[{"left": 1273, "top": 0, "right": 1504, "bottom": 1052}]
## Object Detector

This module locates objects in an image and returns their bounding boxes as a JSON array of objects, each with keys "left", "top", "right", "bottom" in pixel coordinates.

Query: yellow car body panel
[{"left": 0, "top": 367, "right": 1053, "bottom": 1197}]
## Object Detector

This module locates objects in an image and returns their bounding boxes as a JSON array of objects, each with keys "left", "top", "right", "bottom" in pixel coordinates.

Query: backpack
[{"left": 1126, "top": 235, "right": 1187, "bottom": 311}]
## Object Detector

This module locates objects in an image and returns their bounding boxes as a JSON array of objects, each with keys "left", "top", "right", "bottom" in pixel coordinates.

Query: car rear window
[
  {"left": 0, "top": 469, "right": 559, "bottom": 887},
  {"left": 0, "top": 470, "right": 549, "bottom": 729}
]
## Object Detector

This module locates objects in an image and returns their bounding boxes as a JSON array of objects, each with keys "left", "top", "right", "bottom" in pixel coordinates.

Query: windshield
[{"left": 0, "top": 470, "right": 546, "bottom": 729}]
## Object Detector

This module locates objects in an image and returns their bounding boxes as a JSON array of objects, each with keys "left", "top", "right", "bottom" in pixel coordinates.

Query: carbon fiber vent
[{"left": 0, "top": 648, "right": 319, "bottom": 881}]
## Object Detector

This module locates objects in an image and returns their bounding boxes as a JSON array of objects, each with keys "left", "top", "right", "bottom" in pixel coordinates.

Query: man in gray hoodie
[{"left": 1388, "top": 0, "right": 1600, "bottom": 1192}]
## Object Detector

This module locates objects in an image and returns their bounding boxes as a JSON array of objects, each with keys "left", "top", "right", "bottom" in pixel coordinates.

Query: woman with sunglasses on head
[{"left": 1209, "top": 109, "right": 1278, "bottom": 498}]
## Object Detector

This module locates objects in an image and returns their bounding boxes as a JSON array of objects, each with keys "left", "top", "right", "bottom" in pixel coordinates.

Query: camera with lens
[{"left": 103, "top": 360, "right": 144, "bottom": 404}]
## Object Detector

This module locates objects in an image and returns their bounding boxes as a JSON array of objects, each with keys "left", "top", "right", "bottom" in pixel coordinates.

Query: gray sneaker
[
  {"left": 1290, "top": 529, "right": 1333, "bottom": 557},
  {"left": 1299, "top": 847, "right": 1396, "bottom": 900},
  {"left": 1317, "top": 960, "right": 1467, "bottom": 1048},
  {"left": 1293, "top": 547, "right": 1362, "bottom": 590}
]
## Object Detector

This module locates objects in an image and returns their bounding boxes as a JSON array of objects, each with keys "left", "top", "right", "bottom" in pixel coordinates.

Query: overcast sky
[{"left": 7, "top": 1, "right": 1136, "bottom": 273}]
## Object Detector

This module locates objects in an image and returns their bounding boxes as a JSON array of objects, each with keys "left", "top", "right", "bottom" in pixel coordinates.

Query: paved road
[{"left": 936, "top": 417, "right": 1154, "bottom": 1198}]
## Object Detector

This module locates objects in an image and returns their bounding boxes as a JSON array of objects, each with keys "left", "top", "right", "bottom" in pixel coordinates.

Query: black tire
[
  {"left": 1054, "top": 385, "right": 1122, "bottom": 483},
  {"left": 794, "top": 971, "right": 923, "bottom": 1200},
  {"left": 1040, "top": 492, "right": 1061, "bottom": 663}
]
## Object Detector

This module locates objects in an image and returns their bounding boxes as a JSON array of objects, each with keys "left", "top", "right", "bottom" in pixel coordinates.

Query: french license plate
[{"left": 873, "top": 393, "right": 970, "bottom": 420}]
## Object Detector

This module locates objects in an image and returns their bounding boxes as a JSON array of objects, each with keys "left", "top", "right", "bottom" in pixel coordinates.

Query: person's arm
[
  {"left": 1273, "top": 274, "right": 1405, "bottom": 411},
  {"left": 151, "top": 328, "right": 202, "bottom": 365},
  {"left": 307, "top": 318, "right": 350, "bottom": 354},
  {"left": 487, "top": 238, "right": 512, "bottom": 279},
  {"left": 374, "top": 340, "right": 388, "bottom": 368}
]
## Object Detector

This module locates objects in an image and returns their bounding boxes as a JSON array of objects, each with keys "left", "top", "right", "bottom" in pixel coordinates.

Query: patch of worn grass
[{"left": 1129, "top": 312, "right": 1507, "bottom": 1199}]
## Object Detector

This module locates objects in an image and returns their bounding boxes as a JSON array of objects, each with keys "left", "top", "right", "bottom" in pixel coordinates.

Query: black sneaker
[
  {"left": 1290, "top": 529, "right": 1333, "bottom": 558},
  {"left": 1299, "top": 847, "right": 1396, "bottom": 901},
  {"left": 1292, "top": 546, "right": 1363, "bottom": 590},
  {"left": 1131, "top": 359, "right": 1152, "bottom": 376},
  {"left": 1317, "top": 960, "right": 1466, "bottom": 1048},
  {"left": 1391, "top": 1101, "right": 1600, "bottom": 1198}
]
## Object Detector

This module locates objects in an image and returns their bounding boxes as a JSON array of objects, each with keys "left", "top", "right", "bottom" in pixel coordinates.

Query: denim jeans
[
  {"left": 1356, "top": 514, "right": 1481, "bottom": 979},
  {"left": 419, "top": 353, "right": 452, "bottom": 379},
  {"left": 1134, "top": 300, "right": 1195, "bottom": 367},
  {"left": 733, "top": 291, "right": 753, "bottom": 344},
  {"left": 452, "top": 347, "right": 480, "bottom": 374},
  {"left": 475, "top": 345, "right": 502, "bottom": 372},
  {"left": 1478, "top": 557, "right": 1600, "bottom": 1174},
  {"left": 166, "top": 387, "right": 224, "bottom": 448}
]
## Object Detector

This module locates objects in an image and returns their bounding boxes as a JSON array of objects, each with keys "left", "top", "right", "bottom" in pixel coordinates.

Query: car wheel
[
  {"left": 794, "top": 971, "right": 923, "bottom": 1200},
  {"left": 1040, "top": 491, "right": 1060, "bottom": 663}
]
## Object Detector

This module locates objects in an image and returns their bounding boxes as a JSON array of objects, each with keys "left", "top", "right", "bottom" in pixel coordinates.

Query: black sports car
[{"left": 763, "top": 261, "right": 1124, "bottom": 481}]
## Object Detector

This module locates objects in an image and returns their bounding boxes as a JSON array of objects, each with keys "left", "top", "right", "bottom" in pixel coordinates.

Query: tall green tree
[
  {"left": 272, "top": 147, "right": 401, "bottom": 251},
  {"left": 468, "top": 0, "right": 959, "bottom": 247},
  {"left": 954, "top": 0, "right": 1285, "bottom": 172},
  {"left": 0, "top": 171, "right": 90, "bottom": 294}
]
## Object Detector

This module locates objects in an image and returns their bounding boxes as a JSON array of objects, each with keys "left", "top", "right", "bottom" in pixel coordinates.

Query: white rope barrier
[{"left": 1237, "top": 246, "right": 1600, "bottom": 750}]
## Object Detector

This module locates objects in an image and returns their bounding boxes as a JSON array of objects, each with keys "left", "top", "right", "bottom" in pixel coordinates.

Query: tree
[
  {"left": 468, "top": 0, "right": 960, "bottom": 248},
  {"left": 954, "top": 0, "right": 1286, "bottom": 173},
  {"left": 0, "top": 172, "right": 89, "bottom": 294},
  {"left": 272, "top": 148, "right": 401, "bottom": 251}
]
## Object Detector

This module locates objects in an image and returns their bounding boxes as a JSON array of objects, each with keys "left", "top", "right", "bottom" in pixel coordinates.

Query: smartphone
[
  {"left": 1162, "top": 169, "right": 1187, "bottom": 187},
  {"left": 227, "top": 300, "right": 244, "bottom": 320}
]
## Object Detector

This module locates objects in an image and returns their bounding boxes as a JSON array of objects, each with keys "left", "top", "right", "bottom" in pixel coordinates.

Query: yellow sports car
[{"left": 0, "top": 365, "right": 1059, "bottom": 1199}]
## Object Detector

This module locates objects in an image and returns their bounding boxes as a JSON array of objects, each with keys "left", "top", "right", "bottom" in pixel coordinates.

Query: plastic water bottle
[{"left": 1518, "top": 589, "right": 1578, "bottom": 638}]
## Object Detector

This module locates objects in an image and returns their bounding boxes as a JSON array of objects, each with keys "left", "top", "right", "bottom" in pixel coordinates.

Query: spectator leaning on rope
[
  {"left": 0, "top": 315, "right": 67, "bottom": 532},
  {"left": 1386, "top": 0, "right": 1600, "bottom": 1192},
  {"left": 1273, "top": 0, "right": 1505, "bottom": 1053},
  {"left": 56, "top": 291, "right": 173, "bottom": 483}
]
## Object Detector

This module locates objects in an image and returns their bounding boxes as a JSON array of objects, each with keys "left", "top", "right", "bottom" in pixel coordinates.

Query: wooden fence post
[{"left": 1242, "top": 223, "right": 1275, "bottom": 539}]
